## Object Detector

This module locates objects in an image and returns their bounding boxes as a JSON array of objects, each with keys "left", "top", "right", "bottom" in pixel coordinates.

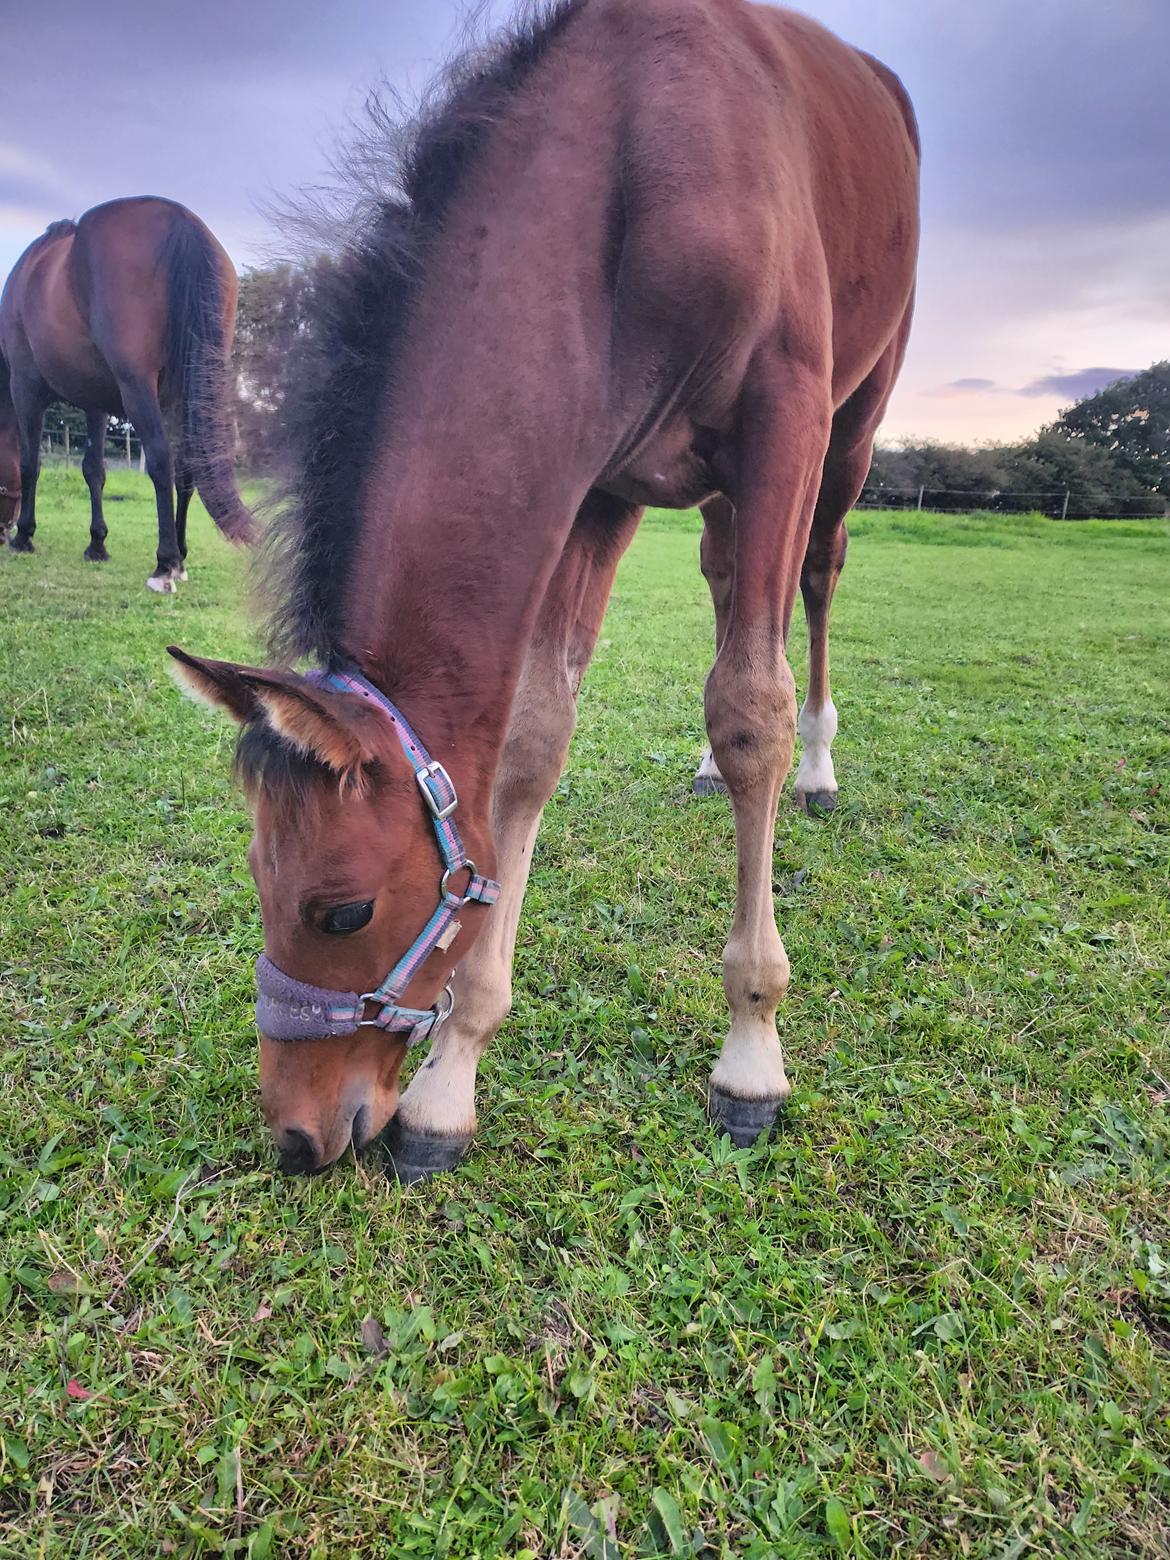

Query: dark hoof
[
  {"left": 8, "top": 535, "right": 34, "bottom": 554},
  {"left": 799, "top": 788, "right": 838, "bottom": 817},
  {"left": 693, "top": 773, "right": 728, "bottom": 796},
  {"left": 83, "top": 545, "right": 110, "bottom": 562},
  {"left": 708, "top": 1085, "right": 785, "bottom": 1147},
  {"left": 384, "top": 1117, "right": 470, "bottom": 1184}
]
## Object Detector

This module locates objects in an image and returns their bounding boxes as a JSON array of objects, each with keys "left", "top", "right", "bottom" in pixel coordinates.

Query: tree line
[{"left": 868, "top": 362, "right": 1169, "bottom": 518}]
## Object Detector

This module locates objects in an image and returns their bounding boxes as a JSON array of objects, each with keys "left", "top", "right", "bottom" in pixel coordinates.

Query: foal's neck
[{"left": 341, "top": 160, "right": 617, "bottom": 806}]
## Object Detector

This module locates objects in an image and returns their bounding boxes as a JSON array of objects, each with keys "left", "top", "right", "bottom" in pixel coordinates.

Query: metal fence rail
[
  {"left": 857, "top": 485, "right": 1166, "bottom": 521},
  {"left": 35, "top": 429, "right": 1167, "bottom": 521},
  {"left": 40, "top": 427, "right": 144, "bottom": 469}
]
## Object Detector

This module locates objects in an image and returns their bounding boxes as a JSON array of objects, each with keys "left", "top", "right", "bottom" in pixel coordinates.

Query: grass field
[{"left": 1, "top": 467, "right": 1169, "bottom": 1558}]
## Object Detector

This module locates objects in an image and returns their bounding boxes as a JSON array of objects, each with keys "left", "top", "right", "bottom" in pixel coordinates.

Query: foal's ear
[
  {"left": 168, "top": 646, "right": 263, "bottom": 723},
  {"left": 167, "top": 645, "right": 385, "bottom": 778}
]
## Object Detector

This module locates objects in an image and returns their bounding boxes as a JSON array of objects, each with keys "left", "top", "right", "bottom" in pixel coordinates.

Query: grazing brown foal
[
  {"left": 173, "top": 0, "right": 919, "bottom": 1176},
  {"left": 0, "top": 197, "right": 252, "bottom": 589}
]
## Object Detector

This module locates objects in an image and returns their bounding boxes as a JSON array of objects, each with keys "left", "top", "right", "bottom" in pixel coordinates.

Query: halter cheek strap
[{"left": 254, "top": 660, "right": 500, "bottom": 1046}]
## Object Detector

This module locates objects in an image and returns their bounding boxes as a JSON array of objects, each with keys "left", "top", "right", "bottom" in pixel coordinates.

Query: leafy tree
[
  {"left": 1050, "top": 361, "right": 1169, "bottom": 497},
  {"left": 233, "top": 260, "right": 332, "bottom": 471}
]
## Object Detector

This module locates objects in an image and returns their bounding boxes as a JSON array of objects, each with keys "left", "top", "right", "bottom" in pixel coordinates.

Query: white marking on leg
[
  {"left": 396, "top": 1007, "right": 501, "bottom": 1139},
  {"left": 794, "top": 697, "right": 838, "bottom": 800},
  {"left": 711, "top": 913, "right": 792, "bottom": 1100},
  {"left": 694, "top": 745, "right": 726, "bottom": 792}
]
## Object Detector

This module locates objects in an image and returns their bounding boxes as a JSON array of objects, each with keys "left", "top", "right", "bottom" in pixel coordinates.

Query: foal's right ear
[{"left": 167, "top": 646, "right": 263, "bottom": 725}]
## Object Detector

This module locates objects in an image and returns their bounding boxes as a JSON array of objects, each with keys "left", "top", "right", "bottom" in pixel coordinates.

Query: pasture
[{"left": 1, "top": 468, "right": 1168, "bottom": 1558}]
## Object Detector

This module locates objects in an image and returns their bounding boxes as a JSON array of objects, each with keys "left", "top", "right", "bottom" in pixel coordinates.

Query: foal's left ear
[
  {"left": 167, "top": 646, "right": 386, "bottom": 778},
  {"left": 168, "top": 646, "right": 264, "bottom": 723}
]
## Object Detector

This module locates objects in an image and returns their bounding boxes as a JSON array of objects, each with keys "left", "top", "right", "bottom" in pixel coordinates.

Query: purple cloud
[{"left": 1019, "top": 367, "right": 1138, "bottom": 399}]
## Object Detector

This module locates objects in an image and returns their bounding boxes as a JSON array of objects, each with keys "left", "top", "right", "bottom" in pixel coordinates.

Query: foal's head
[{"left": 170, "top": 648, "right": 492, "bottom": 1172}]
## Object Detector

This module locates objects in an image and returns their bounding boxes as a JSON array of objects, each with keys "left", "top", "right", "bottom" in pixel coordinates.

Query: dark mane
[{"left": 262, "top": 0, "right": 586, "bottom": 664}]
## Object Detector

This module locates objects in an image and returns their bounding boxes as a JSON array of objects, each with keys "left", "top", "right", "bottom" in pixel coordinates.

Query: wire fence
[
  {"left": 35, "top": 428, "right": 1167, "bottom": 520},
  {"left": 40, "top": 427, "right": 144, "bottom": 469},
  {"left": 857, "top": 485, "right": 1166, "bottom": 520}
]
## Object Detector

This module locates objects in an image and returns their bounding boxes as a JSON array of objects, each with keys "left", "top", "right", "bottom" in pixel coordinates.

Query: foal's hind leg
[
  {"left": 705, "top": 353, "right": 833, "bottom": 1145},
  {"left": 389, "top": 495, "right": 640, "bottom": 1181},
  {"left": 117, "top": 375, "right": 181, "bottom": 591},
  {"left": 795, "top": 319, "right": 912, "bottom": 815},
  {"left": 693, "top": 494, "right": 734, "bottom": 796},
  {"left": 82, "top": 413, "right": 110, "bottom": 561}
]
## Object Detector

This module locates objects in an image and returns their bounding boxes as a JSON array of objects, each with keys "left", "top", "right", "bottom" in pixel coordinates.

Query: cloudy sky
[{"left": 3, "top": 0, "right": 1167, "bottom": 443}]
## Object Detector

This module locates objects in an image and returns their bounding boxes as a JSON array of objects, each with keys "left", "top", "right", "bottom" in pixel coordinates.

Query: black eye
[{"left": 320, "top": 900, "right": 375, "bottom": 935}]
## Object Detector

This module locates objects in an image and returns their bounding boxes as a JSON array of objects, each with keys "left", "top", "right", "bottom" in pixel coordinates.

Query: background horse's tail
[{"left": 160, "top": 216, "right": 254, "bottom": 542}]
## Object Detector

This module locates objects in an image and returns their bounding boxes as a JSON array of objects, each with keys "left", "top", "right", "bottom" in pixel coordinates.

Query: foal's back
[{"left": 606, "top": 0, "right": 919, "bottom": 407}]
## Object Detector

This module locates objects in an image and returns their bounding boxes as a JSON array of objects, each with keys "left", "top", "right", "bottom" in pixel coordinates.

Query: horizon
[{"left": 3, "top": 0, "right": 1167, "bottom": 445}]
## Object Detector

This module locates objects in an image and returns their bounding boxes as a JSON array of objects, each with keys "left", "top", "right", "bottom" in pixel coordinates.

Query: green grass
[{"left": 1, "top": 469, "right": 1169, "bottom": 1558}]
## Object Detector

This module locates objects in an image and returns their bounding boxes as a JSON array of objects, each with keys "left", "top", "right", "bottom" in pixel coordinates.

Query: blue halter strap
[{"left": 254, "top": 661, "right": 500, "bottom": 1047}]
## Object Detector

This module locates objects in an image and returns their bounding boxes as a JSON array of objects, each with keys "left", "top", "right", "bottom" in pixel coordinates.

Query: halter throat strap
[{"left": 254, "top": 660, "right": 500, "bottom": 1045}]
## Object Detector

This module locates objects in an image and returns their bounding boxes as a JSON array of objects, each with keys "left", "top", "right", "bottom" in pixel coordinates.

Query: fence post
[
  {"left": 1061, "top": 490, "right": 1070, "bottom": 521},
  {"left": 916, "top": 485, "right": 925, "bottom": 511},
  {"left": 125, "top": 428, "right": 132, "bottom": 469},
  {"left": 64, "top": 426, "right": 70, "bottom": 464}
]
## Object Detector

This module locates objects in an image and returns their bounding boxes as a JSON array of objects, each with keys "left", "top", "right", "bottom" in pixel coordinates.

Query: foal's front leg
[
  {"left": 388, "top": 499, "right": 639, "bottom": 1181},
  {"left": 705, "top": 357, "right": 833, "bottom": 1145}
]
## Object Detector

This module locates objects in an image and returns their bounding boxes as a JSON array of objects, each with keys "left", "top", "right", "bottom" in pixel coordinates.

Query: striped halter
[{"left": 254, "top": 661, "right": 500, "bottom": 1046}]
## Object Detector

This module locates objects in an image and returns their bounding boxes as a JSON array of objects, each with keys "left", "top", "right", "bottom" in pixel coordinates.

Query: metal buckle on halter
[
  {"left": 357, "top": 982, "right": 455, "bottom": 1037},
  {"left": 415, "top": 761, "right": 458, "bottom": 822}
]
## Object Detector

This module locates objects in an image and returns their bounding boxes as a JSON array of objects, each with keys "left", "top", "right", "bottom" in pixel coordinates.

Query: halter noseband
[{"left": 255, "top": 661, "right": 500, "bottom": 1047}]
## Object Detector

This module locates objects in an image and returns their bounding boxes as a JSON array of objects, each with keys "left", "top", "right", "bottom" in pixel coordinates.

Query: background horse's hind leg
[
  {"left": 705, "top": 353, "right": 833, "bottom": 1145},
  {"left": 694, "top": 494, "right": 734, "bottom": 795},
  {"left": 82, "top": 412, "right": 110, "bottom": 561},
  {"left": 8, "top": 375, "right": 50, "bottom": 553},
  {"left": 174, "top": 461, "right": 193, "bottom": 581},
  {"left": 388, "top": 494, "right": 641, "bottom": 1182},
  {"left": 118, "top": 375, "right": 181, "bottom": 591},
  {"left": 795, "top": 317, "right": 912, "bottom": 815}
]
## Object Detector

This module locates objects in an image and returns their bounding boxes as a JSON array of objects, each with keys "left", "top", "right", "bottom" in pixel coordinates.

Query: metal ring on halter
[
  {"left": 357, "top": 983, "right": 455, "bottom": 1030},
  {"left": 440, "top": 862, "right": 478, "bottom": 904}
]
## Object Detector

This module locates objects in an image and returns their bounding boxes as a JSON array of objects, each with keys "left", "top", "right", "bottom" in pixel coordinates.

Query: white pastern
[
  {"left": 794, "top": 697, "right": 838, "bottom": 799},
  {"left": 694, "top": 745, "right": 726, "bottom": 789}
]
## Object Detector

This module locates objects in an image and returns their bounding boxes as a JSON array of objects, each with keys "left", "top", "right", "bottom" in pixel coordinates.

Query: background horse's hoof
[
  {"left": 8, "top": 535, "right": 34, "bottom": 553},
  {"left": 176, "top": 566, "right": 188, "bottom": 582},
  {"left": 384, "top": 1117, "right": 470, "bottom": 1184},
  {"left": 83, "top": 545, "right": 110, "bottom": 562},
  {"left": 796, "top": 787, "right": 838, "bottom": 816},
  {"left": 693, "top": 773, "right": 727, "bottom": 796},
  {"left": 708, "top": 1085, "right": 785, "bottom": 1147},
  {"left": 146, "top": 571, "right": 178, "bottom": 594}
]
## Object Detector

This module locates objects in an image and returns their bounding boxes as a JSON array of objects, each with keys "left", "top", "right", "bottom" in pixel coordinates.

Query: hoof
[
  {"left": 8, "top": 535, "right": 34, "bottom": 554},
  {"left": 797, "top": 788, "right": 838, "bottom": 816},
  {"left": 176, "top": 566, "right": 188, "bottom": 582},
  {"left": 83, "top": 545, "right": 110, "bottom": 563},
  {"left": 146, "top": 571, "right": 178, "bottom": 595},
  {"left": 384, "top": 1117, "right": 470, "bottom": 1184},
  {"left": 708, "top": 1085, "right": 785, "bottom": 1147},
  {"left": 693, "top": 773, "right": 728, "bottom": 797}
]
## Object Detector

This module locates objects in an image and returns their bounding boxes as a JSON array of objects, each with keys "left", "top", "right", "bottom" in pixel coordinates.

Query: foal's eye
[{"left": 319, "top": 900, "right": 375, "bottom": 935}]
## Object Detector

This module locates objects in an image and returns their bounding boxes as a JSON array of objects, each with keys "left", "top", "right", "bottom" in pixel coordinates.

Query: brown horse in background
[
  {"left": 0, "top": 196, "right": 253, "bottom": 590},
  {"left": 173, "top": 0, "right": 919, "bottom": 1177}
]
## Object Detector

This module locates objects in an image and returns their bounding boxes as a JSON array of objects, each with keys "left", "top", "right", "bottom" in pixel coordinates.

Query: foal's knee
[{"left": 705, "top": 646, "right": 796, "bottom": 792}]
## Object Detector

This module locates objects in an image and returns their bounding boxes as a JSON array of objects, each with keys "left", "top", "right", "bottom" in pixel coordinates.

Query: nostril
[
  {"left": 351, "top": 1105, "right": 371, "bottom": 1152},
  {"left": 276, "top": 1126, "right": 322, "bottom": 1176}
]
